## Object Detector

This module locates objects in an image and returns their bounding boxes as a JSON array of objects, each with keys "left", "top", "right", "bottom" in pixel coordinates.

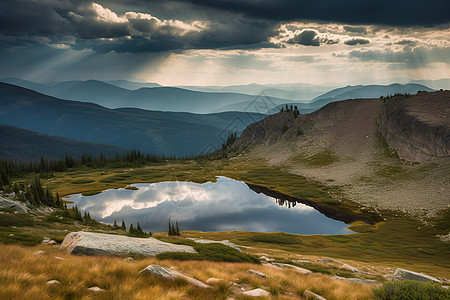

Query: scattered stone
[
  {"left": 48, "top": 240, "right": 57, "bottom": 245},
  {"left": 140, "top": 265, "right": 212, "bottom": 289},
  {"left": 0, "top": 197, "right": 28, "bottom": 213},
  {"left": 442, "top": 286, "right": 449, "bottom": 290},
  {"left": 61, "top": 232, "right": 197, "bottom": 257},
  {"left": 304, "top": 289, "right": 327, "bottom": 300},
  {"left": 206, "top": 278, "right": 224, "bottom": 284},
  {"left": 316, "top": 259, "right": 343, "bottom": 265},
  {"left": 43, "top": 237, "right": 50, "bottom": 243},
  {"left": 54, "top": 256, "right": 66, "bottom": 260},
  {"left": 46, "top": 280, "right": 61, "bottom": 286},
  {"left": 87, "top": 286, "right": 104, "bottom": 292},
  {"left": 32, "top": 250, "right": 44, "bottom": 256},
  {"left": 259, "top": 256, "right": 275, "bottom": 262},
  {"left": 393, "top": 268, "right": 442, "bottom": 283},
  {"left": 331, "top": 276, "right": 381, "bottom": 285},
  {"left": 229, "top": 282, "right": 252, "bottom": 295},
  {"left": 186, "top": 238, "right": 241, "bottom": 251},
  {"left": 123, "top": 257, "right": 136, "bottom": 263},
  {"left": 247, "top": 269, "right": 269, "bottom": 278},
  {"left": 262, "top": 263, "right": 281, "bottom": 269},
  {"left": 341, "top": 263, "right": 360, "bottom": 272},
  {"left": 436, "top": 232, "right": 450, "bottom": 242},
  {"left": 437, "top": 277, "right": 450, "bottom": 283},
  {"left": 292, "top": 259, "right": 311, "bottom": 264},
  {"left": 8, "top": 234, "right": 14, "bottom": 236},
  {"left": 281, "top": 264, "right": 313, "bottom": 275},
  {"left": 241, "top": 288, "right": 269, "bottom": 297}
]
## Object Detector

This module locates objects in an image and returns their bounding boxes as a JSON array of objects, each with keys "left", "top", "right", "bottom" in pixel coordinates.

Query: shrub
[{"left": 373, "top": 280, "right": 450, "bottom": 300}]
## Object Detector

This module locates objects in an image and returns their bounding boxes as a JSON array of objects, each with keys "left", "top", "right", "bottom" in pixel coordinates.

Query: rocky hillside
[
  {"left": 236, "top": 91, "right": 450, "bottom": 217},
  {"left": 379, "top": 90, "right": 450, "bottom": 162}
]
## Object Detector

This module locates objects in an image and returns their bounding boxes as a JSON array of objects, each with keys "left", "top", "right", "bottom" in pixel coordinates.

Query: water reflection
[{"left": 65, "top": 177, "right": 353, "bottom": 235}]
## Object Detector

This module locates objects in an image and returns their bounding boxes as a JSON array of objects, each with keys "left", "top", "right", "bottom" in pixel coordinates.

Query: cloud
[
  {"left": 344, "top": 37, "right": 370, "bottom": 45},
  {"left": 395, "top": 39, "right": 417, "bottom": 46},
  {"left": 287, "top": 29, "right": 338, "bottom": 46},
  {"left": 343, "top": 25, "right": 368, "bottom": 35},
  {"left": 181, "top": 0, "right": 450, "bottom": 26},
  {"left": 348, "top": 45, "right": 450, "bottom": 68}
]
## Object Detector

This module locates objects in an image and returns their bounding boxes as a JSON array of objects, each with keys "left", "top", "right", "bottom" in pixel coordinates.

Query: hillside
[
  {"left": 0, "top": 125, "right": 128, "bottom": 161},
  {"left": 0, "top": 83, "right": 265, "bottom": 156},
  {"left": 236, "top": 90, "right": 450, "bottom": 217},
  {"left": 0, "top": 78, "right": 293, "bottom": 114}
]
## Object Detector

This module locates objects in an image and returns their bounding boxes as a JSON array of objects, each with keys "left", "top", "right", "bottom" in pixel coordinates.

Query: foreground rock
[
  {"left": 0, "top": 197, "right": 28, "bottom": 213},
  {"left": 247, "top": 269, "right": 269, "bottom": 278},
  {"left": 186, "top": 238, "right": 241, "bottom": 251},
  {"left": 61, "top": 232, "right": 196, "bottom": 256},
  {"left": 241, "top": 288, "right": 269, "bottom": 297},
  {"left": 304, "top": 290, "right": 327, "bottom": 300},
  {"left": 331, "top": 276, "right": 381, "bottom": 285},
  {"left": 392, "top": 268, "right": 442, "bottom": 283},
  {"left": 272, "top": 262, "right": 312, "bottom": 275},
  {"left": 140, "top": 265, "right": 212, "bottom": 289}
]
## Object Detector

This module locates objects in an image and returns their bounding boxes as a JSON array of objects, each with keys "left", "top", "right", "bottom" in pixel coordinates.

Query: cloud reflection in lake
[{"left": 65, "top": 177, "right": 353, "bottom": 235}]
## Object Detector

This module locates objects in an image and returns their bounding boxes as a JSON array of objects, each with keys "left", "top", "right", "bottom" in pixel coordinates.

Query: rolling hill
[
  {"left": 0, "top": 125, "right": 128, "bottom": 162},
  {"left": 0, "top": 83, "right": 265, "bottom": 156},
  {"left": 0, "top": 78, "right": 293, "bottom": 114}
]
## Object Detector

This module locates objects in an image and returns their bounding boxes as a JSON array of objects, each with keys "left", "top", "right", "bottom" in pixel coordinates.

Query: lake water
[{"left": 65, "top": 177, "right": 353, "bottom": 235}]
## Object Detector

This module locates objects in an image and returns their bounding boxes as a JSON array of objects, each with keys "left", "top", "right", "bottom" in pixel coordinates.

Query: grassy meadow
[{"left": 1, "top": 153, "right": 449, "bottom": 299}]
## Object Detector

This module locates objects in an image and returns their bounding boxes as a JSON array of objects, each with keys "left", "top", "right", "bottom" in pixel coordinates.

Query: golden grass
[{"left": 0, "top": 243, "right": 375, "bottom": 299}]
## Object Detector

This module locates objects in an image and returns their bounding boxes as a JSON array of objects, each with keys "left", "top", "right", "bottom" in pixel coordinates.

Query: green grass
[
  {"left": 0, "top": 230, "right": 42, "bottom": 246},
  {"left": 246, "top": 233, "right": 302, "bottom": 244},
  {"left": 294, "top": 150, "right": 339, "bottom": 167},
  {"left": 0, "top": 213, "right": 34, "bottom": 227},
  {"left": 70, "top": 179, "right": 95, "bottom": 184},
  {"left": 156, "top": 239, "right": 260, "bottom": 263},
  {"left": 372, "top": 280, "right": 450, "bottom": 300}
]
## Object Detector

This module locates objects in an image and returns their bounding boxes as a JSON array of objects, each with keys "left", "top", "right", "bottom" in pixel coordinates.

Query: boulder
[
  {"left": 241, "top": 288, "right": 269, "bottom": 297},
  {"left": 87, "top": 286, "right": 104, "bottom": 292},
  {"left": 259, "top": 256, "right": 275, "bottom": 262},
  {"left": 0, "top": 197, "right": 28, "bottom": 213},
  {"left": 206, "top": 278, "right": 224, "bottom": 284},
  {"left": 393, "top": 268, "right": 442, "bottom": 283},
  {"left": 186, "top": 238, "right": 241, "bottom": 251},
  {"left": 123, "top": 257, "right": 136, "bottom": 263},
  {"left": 272, "top": 262, "right": 312, "bottom": 275},
  {"left": 32, "top": 250, "right": 44, "bottom": 256},
  {"left": 141, "top": 265, "right": 212, "bottom": 289},
  {"left": 331, "top": 275, "right": 381, "bottom": 286},
  {"left": 247, "top": 269, "right": 269, "bottom": 278},
  {"left": 61, "top": 232, "right": 196, "bottom": 257},
  {"left": 46, "top": 280, "right": 61, "bottom": 286},
  {"left": 304, "top": 290, "right": 327, "bottom": 300}
]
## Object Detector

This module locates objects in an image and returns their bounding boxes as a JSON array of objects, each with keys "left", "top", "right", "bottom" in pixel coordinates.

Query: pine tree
[
  {"left": 168, "top": 217, "right": 173, "bottom": 235},
  {"left": 137, "top": 222, "right": 144, "bottom": 235},
  {"left": 176, "top": 220, "right": 180, "bottom": 236},
  {"left": 129, "top": 224, "right": 135, "bottom": 235},
  {"left": 121, "top": 220, "right": 126, "bottom": 230},
  {"left": 113, "top": 220, "right": 119, "bottom": 229}
]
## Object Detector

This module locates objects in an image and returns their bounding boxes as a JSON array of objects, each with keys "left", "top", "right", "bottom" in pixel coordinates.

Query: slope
[{"left": 0, "top": 83, "right": 265, "bottom": 156}]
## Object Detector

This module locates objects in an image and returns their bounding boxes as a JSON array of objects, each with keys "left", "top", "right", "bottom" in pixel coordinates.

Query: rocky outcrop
[
  {"left": 391, "top": 268, "right": 442, "bottom": 283},
  {"left": 0, "top": 197, "right": 28, "bottom": 213},
  {"left": 379, "top": 91, "right": 450, "bottom": 162},
  {"left": 241, "top": 288, "right": 270, "bottom": 297},
  {"left": 186, "top": 238, "right": 241, "bottom": 251},
  {"left": 61, "top": 232, "right": 196, "bottom": 256},
  {"left": 331, "top": 275, "right": 381, "bottom": 285},
  {"left": 304, "top": 290, "right": 327, "bottom": 300},
  {"left": 140, "top": 265, "right": 212, "bottom": 289},
  {"left": 247, "top": 269, "right": 269, "bottom": 278}
]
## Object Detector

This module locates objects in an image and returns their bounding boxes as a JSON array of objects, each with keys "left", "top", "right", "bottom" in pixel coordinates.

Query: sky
[{"left": 0, "top": 0, "right": 449, "bottom": 86}]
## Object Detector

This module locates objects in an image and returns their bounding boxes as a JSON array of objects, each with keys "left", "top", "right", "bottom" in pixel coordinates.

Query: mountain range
[{"left": 0, "top": 83, "right": 265, "bottom": 156}]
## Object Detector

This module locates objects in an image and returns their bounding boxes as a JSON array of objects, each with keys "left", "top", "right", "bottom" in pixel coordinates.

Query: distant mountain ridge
[
  {"left": 0, "top": 125, "right": 128, "bottom": 162},
  {"left": 0, "top": 83, "right": 265, "bottom": 156},
  {"left": 0, "top": 78, "right": 293, "bottom": 114}
]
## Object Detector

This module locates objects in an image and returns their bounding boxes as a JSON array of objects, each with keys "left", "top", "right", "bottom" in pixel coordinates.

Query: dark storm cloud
[
  {"left": 287, "top": 29, "right": 338, "bottom": 46},
  {"left": 182, "top": 0, "right": 450, "bottom": 26},
  {"left": 0, "top": 0, "right": 278, "bottom": 53},
  {"left": 343, "top": 26, "right": 368, "bottom": 35},
  {"left": 395, "top": 39, "right": 417, "bottom": 46},
  {"left": 344, "top": 37, "right": 370, "bottom": 46}
]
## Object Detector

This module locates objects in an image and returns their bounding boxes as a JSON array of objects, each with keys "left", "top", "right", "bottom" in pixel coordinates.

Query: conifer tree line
[
  {"left": 113, "top": 219, "right": 152, "bottom": 237},
  {"left": 0, "top": 150, "right": 177, "bottom": 187},
  {"left": 168, "top": 217, "right": 180, "bottom": 236},
  {"left": 12, "top": 175, "right": 63, "bottom": 208},
  {"left": 280, "top": 104, "right": 300, "bottom": 118}
]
